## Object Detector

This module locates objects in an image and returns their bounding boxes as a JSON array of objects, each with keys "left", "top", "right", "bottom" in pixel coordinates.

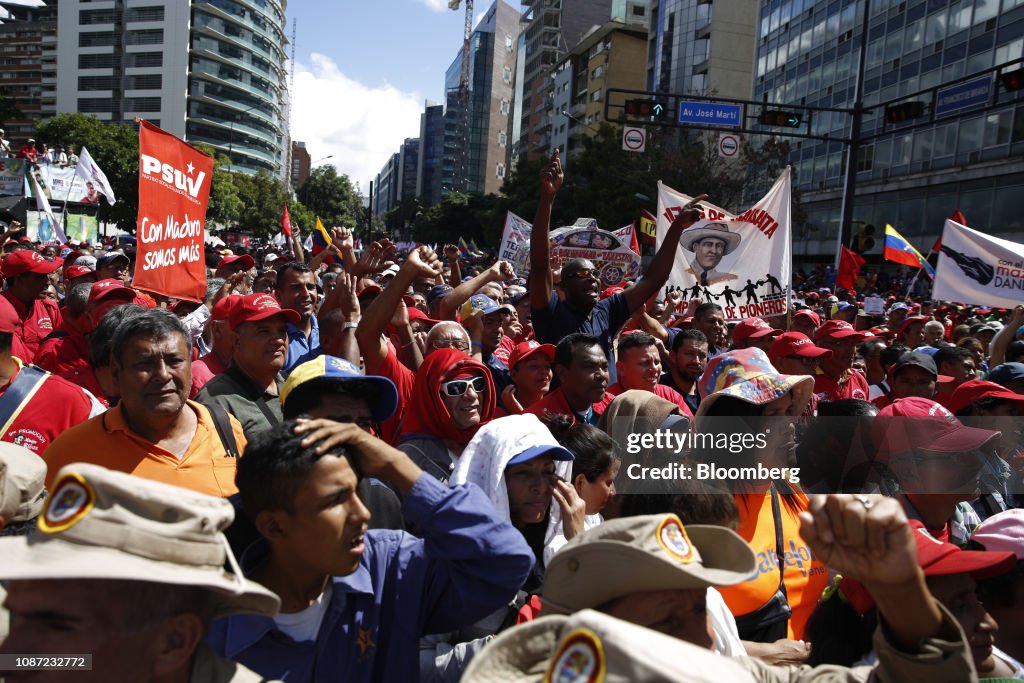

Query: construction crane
[{"left": 448, "top": 0, "right": 473, "bottom": 192}]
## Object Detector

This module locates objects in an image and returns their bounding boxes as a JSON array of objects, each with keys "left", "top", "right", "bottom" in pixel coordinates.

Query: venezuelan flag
[
  {"left": 884, "top": 224, "right": 935, "bottom": 279},
  {"left": 312, "top": 217, "right": 342, "bottom": 266}
]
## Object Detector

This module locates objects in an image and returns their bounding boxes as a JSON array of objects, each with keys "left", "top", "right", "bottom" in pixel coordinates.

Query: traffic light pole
[{"left": 835, "top": 0, "right": 871, "bottom": 270}]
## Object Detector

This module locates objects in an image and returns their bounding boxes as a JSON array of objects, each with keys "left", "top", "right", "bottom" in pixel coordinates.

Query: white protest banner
[
  {"left": 499, "top": 210, "right": 533, "bottom": 273},
  {"left": 933, "top": 219, "right": 1024, "bottom": 308},
  {"left": 656, "top": 167, "right": 792, "bottom": 320}
]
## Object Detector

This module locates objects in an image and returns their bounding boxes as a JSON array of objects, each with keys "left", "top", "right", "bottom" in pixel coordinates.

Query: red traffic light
[{"left": 884, "top": 101, "right": 925, "bottom": 124}]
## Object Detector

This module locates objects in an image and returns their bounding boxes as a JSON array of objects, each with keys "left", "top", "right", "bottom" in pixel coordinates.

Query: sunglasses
[
  {"left": 441, "top": 376, "right": 487, "bottom": 396},
  {"left": 564, "top": 268, "right": 598, "bottom": 280}
]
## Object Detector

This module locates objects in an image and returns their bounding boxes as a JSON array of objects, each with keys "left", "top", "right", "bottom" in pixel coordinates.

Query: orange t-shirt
[
  {"left": 43, "top": 400, "right": 246, "bottom": 497},
  {"left": 717, "top": 490, "right": 828, "bottom": 640}
]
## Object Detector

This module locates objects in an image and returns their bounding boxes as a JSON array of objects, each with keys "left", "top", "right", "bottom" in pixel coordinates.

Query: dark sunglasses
[{"left": 441, "top": 376, "right": 487, "bottom": 396}]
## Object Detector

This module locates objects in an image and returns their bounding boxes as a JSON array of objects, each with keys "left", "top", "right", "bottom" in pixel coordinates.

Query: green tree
[{"left": 34, "top": 113, "right": 139, "bottom": 229}]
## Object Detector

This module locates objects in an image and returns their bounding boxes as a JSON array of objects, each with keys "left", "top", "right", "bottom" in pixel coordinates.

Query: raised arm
[{"left": 528, "top": 150, "right": 563, "bottom": 310}]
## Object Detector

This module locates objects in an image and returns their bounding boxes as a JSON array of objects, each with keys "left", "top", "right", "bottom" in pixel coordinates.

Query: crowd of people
[{"left": 0, "top": 149, "right": 1022, "bottom": 681}]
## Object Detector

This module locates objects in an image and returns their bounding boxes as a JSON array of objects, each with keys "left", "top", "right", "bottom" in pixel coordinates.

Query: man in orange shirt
[{"left": 44, "top": 308, "right": 245, "bottom": 497}]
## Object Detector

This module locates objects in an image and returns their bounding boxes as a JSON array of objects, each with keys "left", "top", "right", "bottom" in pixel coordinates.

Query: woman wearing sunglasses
[{"left": 397, "top": 348, "right": 496, "bottom": 485}]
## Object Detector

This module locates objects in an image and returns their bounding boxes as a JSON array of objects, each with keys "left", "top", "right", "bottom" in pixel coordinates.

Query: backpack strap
[{"left": 205, "top": 402, "right": 240, "bottom": 459}]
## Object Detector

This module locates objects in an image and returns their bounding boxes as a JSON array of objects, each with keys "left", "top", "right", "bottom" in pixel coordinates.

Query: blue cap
[
  {"left": 986, "top": 362, "right": 1024, "bottom": 388},
  {"left": 507, "top": 444, "right": 575, "bottom": 467},
  {"left": 280, "top": 355, "right": 399, "bottom": 422},
  {"left": 465, "top": 293, "right": 501, "bottom": 315}
]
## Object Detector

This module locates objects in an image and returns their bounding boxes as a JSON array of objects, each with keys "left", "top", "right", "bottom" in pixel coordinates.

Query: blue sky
[{"left": 289, "top": 0, "right": 497, "bottom": 194}]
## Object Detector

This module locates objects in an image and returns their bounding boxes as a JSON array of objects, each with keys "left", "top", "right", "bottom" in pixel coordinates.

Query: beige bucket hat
[
  {"left": 0, "top": 442, "right": 47, "bottom": 523},
  {"left": 542, "top": 513, "right": 756, "bottom": 614},
  {"left": 0, "top": 462, "right": 280, "bottom": 619},
  {"left": 461, "top": 609, "right": 757, "bottom": 682}
]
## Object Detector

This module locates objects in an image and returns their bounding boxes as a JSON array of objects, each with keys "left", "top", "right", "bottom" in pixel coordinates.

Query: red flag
[
  {"left": 133, "top": 120, "right": 212, "bottom": 303},
  {"left": 935, "top": 210, "right": 968, "bottom": 252},
  {"left": 837, "top": 246, "right": 865, "bottom": 290},
  {"left": 282, "top": 203, "right": 293, "bottom": 238}
]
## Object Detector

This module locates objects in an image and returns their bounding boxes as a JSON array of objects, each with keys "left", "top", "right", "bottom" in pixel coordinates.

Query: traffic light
[
  {"left": 884, "top": 101, "right": 925, "bottom": 124},
  {"left": 999, "top": 68, "right": 1024, "bottom": 92},
  {"left": 758, "top": 110, "right": 802, "bottom": 127},
  {"left": 856, "top": 223, "right": 876, "bottom": 253},
  {"left": 624, "top": 99, "right": 668, "bottom": 118}
]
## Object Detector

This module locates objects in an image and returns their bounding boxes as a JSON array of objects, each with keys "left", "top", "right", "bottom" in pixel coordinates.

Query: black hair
[
  {"left": 670, "top": 328, "right": 708, "bottom": 352},
  {"left": 934, "top": 345, "right": 973, "bottom": 370},
  {"left": 110, "top": 308, "right": 187, "bottom": 365},
  {"left": 694, "top": 302, "right": 723, "bottom": 320},
  {"left": 274, "top": 261, "right": 312, "bottom": 290},
  {"left": 89, "top": 303, "right": 147, "bottom": 367},
  {"left": 553, "top": 333, "right": 602, "bottom": 368},
  {"left": 616, "top": 331, "right": 657, "bottom": 359},
  {"left": 281, "top": 379, "right": 378, "bottom": 420},
  {"left": 541, "top": 414, "right": 618, "bottom": 483},
  {"left": 237, "top": 419, "right": 355, "bottom": 519}
]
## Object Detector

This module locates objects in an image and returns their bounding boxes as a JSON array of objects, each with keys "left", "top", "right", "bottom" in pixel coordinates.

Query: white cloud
[{"left": 291, "top": 53, "right": 424, "bottom": 194}]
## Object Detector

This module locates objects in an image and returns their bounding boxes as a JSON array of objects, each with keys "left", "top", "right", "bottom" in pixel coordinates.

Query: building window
[{"left": 496, "top": 163, "right": 506, "bottom": 178}]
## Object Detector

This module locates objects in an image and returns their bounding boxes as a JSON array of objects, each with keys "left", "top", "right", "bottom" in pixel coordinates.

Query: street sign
[
  {"left": 677, "top": 101, "right": 742, "bottom": 127},
  {"left": 935, "top": 76, "right": 991, "bottom": 117},
  {"left": 718, "top": 133, "right": 740, "bottom": 159},
  {"left": 622, "top": 126, "right": 646, "bottom": 152}
]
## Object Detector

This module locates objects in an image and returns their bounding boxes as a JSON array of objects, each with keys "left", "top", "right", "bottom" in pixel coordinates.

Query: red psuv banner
[{"left": 133, "top": 120, "right": 213, "bottom": 302}]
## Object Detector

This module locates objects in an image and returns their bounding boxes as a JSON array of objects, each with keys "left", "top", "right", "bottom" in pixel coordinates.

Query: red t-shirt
[
  {"left": 2, "top": 291, "right": 62, "bottom": 361},
  {"left": 813, "top": 369, "right": 870, "bottom": 402},
  {"left": 0, "top": 360, "right": 97, "bottom": 454},
  {"left": 601, "top": 382, "right": 695, "bottom": 418}
]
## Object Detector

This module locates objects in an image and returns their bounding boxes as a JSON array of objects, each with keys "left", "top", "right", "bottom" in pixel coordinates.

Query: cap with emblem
[
  {"left": 0, "top": 442, "right": 47, "bottom": 525},
  {"left": 460, "top": 609, "right": 757, "bottom": 682},
  {"left": 280, "top": 355, "right": 399, "bottom": 423},
  {"left": 228, "top": 293, "right": 300, "bottom": 330},
  {"left": 542, "top": 513, "right": 756, "bottom": 615},
  {"left": 0, "top": 462, "right": 280, "bottom": 618}
]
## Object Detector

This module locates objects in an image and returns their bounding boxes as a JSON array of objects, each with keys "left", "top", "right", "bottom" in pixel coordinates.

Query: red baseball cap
[
  {"left": 792, "top": 309, "right": 821, "bottom": 327},
  {"left": 228, "top": 293, "right": 300, "bottom": 330},
  {"left": 211, "top": 294, "right": 241, "bottom": 322},
  {"left": 215, "top": 254, "right": 255, "bottom": 274},
  {"left": 947, "top": 379, "right": 1024, "bottom": 415},
  {"left": 64, "top": 265, "right": 96, "bottom": 280},
  {"left": 815, "top": 319, "right": 869, "bottom": 342},
  {"left": 88, "top": 278, "right": 135, "bottom": 304},
  {"left": 3, "top": 250, "right": 62, "bottom": 278},
  {"left": 509, "top": 340, "right": 555, "bottom": 369},
  {"left": 732, "top": 318, "right": 782, "bottom": 344},
  {"left": 874, "top": 397, "right": 1000, "bottom": 459},
  {"left": 768, "top": 332, "right": 832, "bottom": 364}
]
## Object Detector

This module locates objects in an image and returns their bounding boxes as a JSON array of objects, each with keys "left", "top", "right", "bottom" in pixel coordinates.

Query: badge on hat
[
  {"left": 39, "top": 471, "right": 95, "bottom": 533},
  {"left": 656, "top": 515, "right": 696, "bottom": 564},
  {"left": 545, "top": 628, "right": 606, "bottom": 683}
]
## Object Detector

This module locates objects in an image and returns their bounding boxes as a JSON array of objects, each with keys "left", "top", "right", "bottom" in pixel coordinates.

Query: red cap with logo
[
  {"left": 3, "top": 250, "right": 62, "bottom": 278},
  {"left": 873, "top": 397, "right": 1000, "bottom": 459},
  {"left": 815, "top": 319, "right": 870, "bottom": 342},
  {"left": 947, "top": 379, "right": 1024, "bottom": 415},
  {"left": 731, "top": 318, "right": 781, "bottom": 344},
  {"left": 768, "top": 332, "right": 832, "bottom": 364},
  {"left": 509, "top": 340, "right": 555, "bottom": 369},
  {"left": 792, "top": 309, "right": 821, "bottom": 327},
  {"left": 228, "top": 293, "right": 300, "bottom": 330}
]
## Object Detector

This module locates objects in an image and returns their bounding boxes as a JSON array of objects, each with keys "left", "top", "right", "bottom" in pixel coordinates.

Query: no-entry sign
[
  {"left": 718, "top": 133, "right": 740, "bottom": 159},
  {"left": 622, "top": 126, "right": 646, "bottom": 153}
]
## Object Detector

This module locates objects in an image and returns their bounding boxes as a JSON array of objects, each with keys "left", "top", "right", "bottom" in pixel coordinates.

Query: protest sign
[
  {"left": 133, "top": 120, "right": 213, "bottom": 302},
  {"left": 656, "top": 168, "right": 792, "bottom": 321}
]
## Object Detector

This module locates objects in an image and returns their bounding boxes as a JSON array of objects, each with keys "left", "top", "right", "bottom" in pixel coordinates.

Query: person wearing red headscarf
[{"left": 397, "top": 348, "right": 495, "bottom": 484}]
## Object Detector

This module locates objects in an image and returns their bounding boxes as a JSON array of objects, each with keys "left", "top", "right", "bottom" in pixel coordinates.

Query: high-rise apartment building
[
  {"left": 753, "top": 0, "right": 1024, "bottom": 256},
  {"left": 0, "top": 0, "right": 57, "bottom": 145},
  {"left": 55, "top": 0, "right": 290, "bottom": 179},
  {"left": 443, "top": 0, "right": 519, "bottom": 195},
  {"left": 647, "top": 0, "right": 758, "bottom": 100}
]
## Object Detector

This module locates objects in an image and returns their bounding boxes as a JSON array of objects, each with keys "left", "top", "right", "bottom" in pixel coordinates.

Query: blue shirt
[
  {"left": 531, "top": 291, "right": 630, "bottom": 382},
  {"left": 284, "top": 317, "right": 320, "bottom": 375},
  {"left": 206, "top": 474, "right": 533, "bottom": 683}
]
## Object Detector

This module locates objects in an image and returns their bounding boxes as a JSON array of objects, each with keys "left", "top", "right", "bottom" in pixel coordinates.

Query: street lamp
[{"left": 227, "top": 103, "right": 262, "bottom": 169}]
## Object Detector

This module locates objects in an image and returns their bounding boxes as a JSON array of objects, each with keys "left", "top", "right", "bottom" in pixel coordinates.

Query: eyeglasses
[
  {"left": 433, "top": 338, "right": 470, "bottom": 352},
  {"left": 564, "top": 268, "right": 598, "bottom": 281},
  {"left": 441, "top": 376, "right": 487, "bottom": 396}
]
